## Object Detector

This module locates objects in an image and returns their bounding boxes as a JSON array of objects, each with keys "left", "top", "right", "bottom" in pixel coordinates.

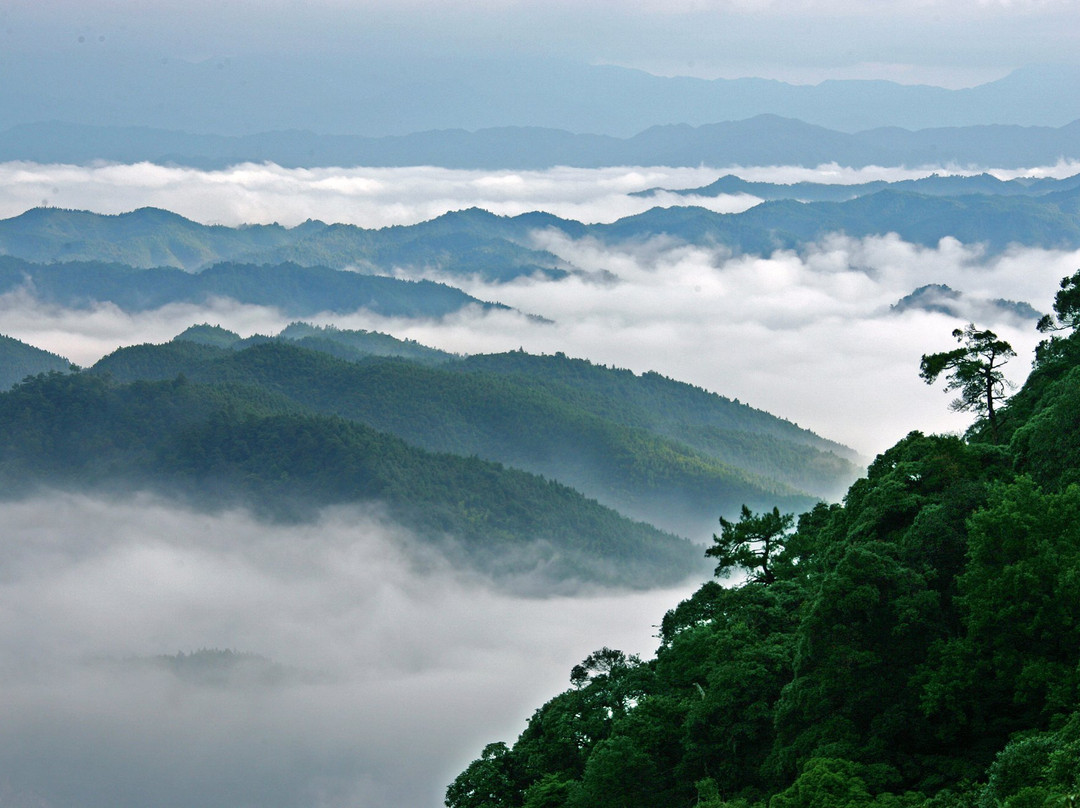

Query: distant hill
[
  {"left": 890, "top": 285, "right": 1042, "bottom": 322},
  {"left": 4, "top": 115, "right": 1080, "bottom": 169},
  {"left": 4, "top": 193, "right": 1080, "bottom": 286},
  {"left": 0, "top": 256, "right": 510, "bottom": 318},
  {"left": 89, "top": 337, "right": 862, "bottom": 539},
  {"left": 587, "top": 189, "right": 1080, "bottom": 254},
  {"left": 0, "top": 206, "right": 568, "bottom": 279},
  {"left": 0, "top": 334, "right": 71, "bottom": 389},
  {"left": 0, "top": 370, "right": 703, "bottom": 589},
  {"left": 635, "top": 172, "right": 1080, "bottom": 203}
]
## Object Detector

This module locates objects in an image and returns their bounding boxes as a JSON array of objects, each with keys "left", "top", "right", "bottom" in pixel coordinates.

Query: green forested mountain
[
  {"left": 90, "top": 335, "right": 860, "bottom": 538},
  {"left": 175, "top": 322, "right": 458, "bottom": 364},
  {"left": 0, "top": 370, "right": 700, "bottom": 589},
  {"left": 0, "top": 256, "right": 507, "bottom": 317},
  {"left": 0, "top": 206, "right": 569, "bottom": 279},
  {"left": 3, "top": 190, "right": 1080, "bottom": 286},
  {"left": 445, "top": 282, "right": 1080, "bottom": 807},
  {"left": 0, "top": 333, "right": 71, "bottom": 389}
]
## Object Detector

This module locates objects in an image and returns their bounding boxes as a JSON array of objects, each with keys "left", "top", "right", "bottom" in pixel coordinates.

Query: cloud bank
[
  {"left": 8, "top": 161, "right": 1076, "bottom": 229},
  {"left": 0, "top": 493, "right": 694, "bottom": 808}
]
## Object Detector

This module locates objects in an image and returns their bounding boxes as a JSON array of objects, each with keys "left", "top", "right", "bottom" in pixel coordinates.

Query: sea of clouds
[
  {"left": 0, "top": 493, "right": 694, "bottom": 808},
  {"left": 1, "top": 160, "right": 1077, "bottom": 807}
]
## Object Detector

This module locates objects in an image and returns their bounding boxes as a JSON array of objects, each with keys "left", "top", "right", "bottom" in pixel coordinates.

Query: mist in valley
[{"left": 0, "top": 493, "right": 695, "bottom": 808}]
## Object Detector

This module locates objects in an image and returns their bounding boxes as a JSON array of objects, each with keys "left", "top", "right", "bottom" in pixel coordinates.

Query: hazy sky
[{"left": 6, "top": 0, "right": 1079, "bottom": 87}]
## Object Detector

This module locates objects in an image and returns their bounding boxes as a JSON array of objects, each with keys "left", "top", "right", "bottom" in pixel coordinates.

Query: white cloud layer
[
  {"left": 8, "top": 161, "right": 1078, "bottom": 229},
  {"left": 0, "top": 493, "right": 695, "bottom": 808}
]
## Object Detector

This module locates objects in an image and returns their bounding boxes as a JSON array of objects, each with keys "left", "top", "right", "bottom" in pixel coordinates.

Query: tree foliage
[
  {"left": 1036, "top": 268, "right": 1080, "bottom": 333},
  {"left": 919, "top": 323, "right": 1015, "bottom": 436},
  {"left": 448, "top": 274, "right": 1080, "bottom": 808},
  {"left": 706, "top": 504, "right": 794, "bottom": 584}
]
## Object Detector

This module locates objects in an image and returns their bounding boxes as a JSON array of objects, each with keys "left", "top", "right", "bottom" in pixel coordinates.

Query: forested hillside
[
  {"left": 89, "top": 332, "right": 860, "bottom": 537},
  {"left": 0, "top": 370, "right": 702, "bottom": 589},
  {"left": 445, "top": 274, "right": 1080, "bottom": 807},
  {"left": 0, "top": 333, "right": 70, "bottom": 389}
]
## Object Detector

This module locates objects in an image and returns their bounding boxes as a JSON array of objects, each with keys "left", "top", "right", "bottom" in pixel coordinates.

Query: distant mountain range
[
  {"left": 636, "top": 172, "right": 1080, "bottom": 203},
  {"left": 2, "top": 55, "right": 1079, "bottom": 137},
  {"left": 4, "top": 115, "right": 1080, "bottom": 169},
  {"left": 0, "top": 255, "right": 511, "bottom": 318},
  {"left": 4, "top": 184, "right": 1080, "bottom": 287}
]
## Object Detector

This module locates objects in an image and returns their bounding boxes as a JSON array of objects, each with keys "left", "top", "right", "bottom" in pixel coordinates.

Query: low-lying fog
[
  {"left": 0, "top": 493, "right": 694, "bottom": 808},
  {"left": 2, "top": 161, "right": 1076, "bottom": 807},
  {"left": 5, "top": 160, "right": 1080, "bottom": 228}
]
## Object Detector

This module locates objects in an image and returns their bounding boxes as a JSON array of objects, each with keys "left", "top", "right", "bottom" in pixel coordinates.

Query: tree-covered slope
[
  {"left": 91, "top": 338, "right": 850, "bottom": 538},
  {"left": 455, "top": 351, "right": 861, "bottom": 491},
  {"left": 175, "top": 322, "right": 458, "bottom": 364},
  {"left": 0, "top": 371, "right": 701, "bottom": 589},
  {"left": 0, "top": 333, "right": 71, "bottom": 389},
  {"left": 445, "top": 281, "right": 1080, "bottom": 808}
]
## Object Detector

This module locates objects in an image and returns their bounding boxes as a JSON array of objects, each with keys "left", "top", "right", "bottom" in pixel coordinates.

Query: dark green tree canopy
[
  {"left": 706, "top": 504, "right": 794, "bottom": 584},
  {"left": 919, "top": 323, "right": 1015, "bottom": 435},
  {"left": 1036, "top": 268, "right": 1080, "bottom": 333}
]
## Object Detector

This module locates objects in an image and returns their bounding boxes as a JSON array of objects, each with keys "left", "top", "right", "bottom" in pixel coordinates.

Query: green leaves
[
  {"left": 707, "top": 505, "right": 795, "bottom": 584},
  {"left": 919, "top": 324, "right": 1015, "bottom": 437}
]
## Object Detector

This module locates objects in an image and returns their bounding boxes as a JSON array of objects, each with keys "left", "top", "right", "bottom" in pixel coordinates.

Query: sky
[{"left": 5, "top": 0, "right": 1080, "bottom": 88}]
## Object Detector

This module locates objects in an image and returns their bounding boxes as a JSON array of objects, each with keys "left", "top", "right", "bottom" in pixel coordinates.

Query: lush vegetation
[
  {"left": 90, "top": 334, "right": 860, "bottom": 538},
  {"left": 0, "top": 333, "right": 71, "bottom": 389},
  {"left": 0, "top": 369, "right": 702, "bottom": 588},
  {"left": 445, "top": 276, "right": 1080, "bottom": 808}
]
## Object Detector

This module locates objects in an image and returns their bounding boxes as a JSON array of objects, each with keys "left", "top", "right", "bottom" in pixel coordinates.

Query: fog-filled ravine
[
  {"left": 1, "top": 160, "right": 1078, "bottom": 808},
  {"left": 0, "top": 493, "right": 698, "bottom": 807}
]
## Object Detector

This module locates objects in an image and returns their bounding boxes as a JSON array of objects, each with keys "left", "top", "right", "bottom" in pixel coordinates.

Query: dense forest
[
  {"left": 0, "top": 368, "right": 702, "bottom": 589},
  {"left": 87, "top": 329, "right": 859, "bottom": 537},
  {"left": 445, "top": 273, "right": 1080, "bottom": 807},
  {"left": 0, "top": 333, "right": 71, "bottom": 390}
]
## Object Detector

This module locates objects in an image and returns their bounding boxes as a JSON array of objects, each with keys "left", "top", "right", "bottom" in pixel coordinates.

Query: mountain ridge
[{"left": 4, "top": 114, "right": 1080, "bottom": 170}]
